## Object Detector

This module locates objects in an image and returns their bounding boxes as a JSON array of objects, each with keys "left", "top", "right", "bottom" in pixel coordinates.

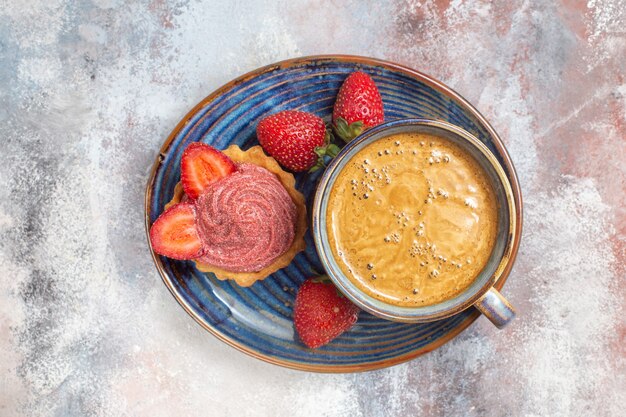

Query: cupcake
[{"left": 150, "top": 144, "right": 306, "bottom": 287}]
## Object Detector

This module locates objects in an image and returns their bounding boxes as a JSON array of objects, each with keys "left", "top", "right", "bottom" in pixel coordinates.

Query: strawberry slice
[
  {"left": 181, "top": 143, "right": 237, "bottom": 199},
  {"left": 149, "top": 202, "right": 203, "bottom": 260}
]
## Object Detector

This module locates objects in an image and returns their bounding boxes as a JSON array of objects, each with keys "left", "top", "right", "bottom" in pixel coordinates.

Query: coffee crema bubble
[{"left": 326, "top": 132, "right": 498, "bottom": 307}]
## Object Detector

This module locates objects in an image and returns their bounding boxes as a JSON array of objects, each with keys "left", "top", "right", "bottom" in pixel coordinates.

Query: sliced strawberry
[
  {"left": 181, "top": 143, "right": 237, "bottom": 199},
  {"left": 294, "top": 276, "right": 360, "bottom": 349},
  {"left": 149, "top": 202, "right": 203, "bottom": 260}
]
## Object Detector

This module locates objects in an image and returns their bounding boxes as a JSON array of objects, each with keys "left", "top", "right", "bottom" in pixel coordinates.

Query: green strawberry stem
[
  {"left": 308, "top": 127, "right": 341, "bottom": 173},
  {"left": 310, "top": 275, "right": 331, "bottom": 283},
  {"left": 333, "top": 117, "right": 365, "bottom": 143},
  {"left": 309, "top": 275, "right": 347, "bottom": 298}
]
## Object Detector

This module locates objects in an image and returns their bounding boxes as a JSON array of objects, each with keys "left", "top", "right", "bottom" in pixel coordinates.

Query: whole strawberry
[
  {"left": 294, "top": 276, "right": 359, "bottom": 349},
  {"left": 257, "top": 110, "right": 339, "bottom": 172},
  {"left": 333, "top": 71, "right": 384, "bottom": 142}
]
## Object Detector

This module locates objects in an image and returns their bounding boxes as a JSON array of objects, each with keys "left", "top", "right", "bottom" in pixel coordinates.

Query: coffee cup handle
[{"left": 474, "top": 288, "right": 515, "bottom": 328}]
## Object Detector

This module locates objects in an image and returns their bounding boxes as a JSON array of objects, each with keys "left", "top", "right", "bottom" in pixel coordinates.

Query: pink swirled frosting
[{"left": 194, "top": 163, "right": 297, "bottom": 272}]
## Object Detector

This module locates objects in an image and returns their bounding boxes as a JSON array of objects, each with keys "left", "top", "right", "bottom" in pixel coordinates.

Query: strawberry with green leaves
[
  {"left": 256, "top": 110, "right": 340, "bottom": 173},
  {"left": 333, "top": 71, "right": 384, "bottom": 142},
  {"left": 294, "top": 276, "right": 359, "bottom": 349}
]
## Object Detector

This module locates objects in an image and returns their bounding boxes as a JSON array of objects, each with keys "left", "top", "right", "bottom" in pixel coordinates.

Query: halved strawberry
[
  {"left": 181, "top": 143, "right": 237, "bottom": 199},
  {"left": 149, "top": 202, "right": 203, "bottom": 260}
]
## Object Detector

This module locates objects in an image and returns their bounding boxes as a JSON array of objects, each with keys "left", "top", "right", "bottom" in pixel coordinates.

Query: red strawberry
[
  {"left": 294, "top": 277, "right": 359, "bottom": 349},
  {"left": 149, "top": 202, "right": 203, "bottom": 260},
  {"left": 257, "top": 110, "right": 339, "bottom": 172},
  {"left": 333, "top": 71, "right": 384, "bottom": 142},
  {"left": 181, "top": 143, "right": 237, "bottom": 199}
]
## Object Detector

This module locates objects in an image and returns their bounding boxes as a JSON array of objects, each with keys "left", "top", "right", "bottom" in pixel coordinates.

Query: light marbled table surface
[{"left": 1, "top": 1, "right": 624, "bottom": 416}]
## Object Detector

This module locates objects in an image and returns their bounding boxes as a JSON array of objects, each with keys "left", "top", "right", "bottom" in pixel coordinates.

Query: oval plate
[{"left": 145, "top": 55, "right": 523, "bottom": 373}]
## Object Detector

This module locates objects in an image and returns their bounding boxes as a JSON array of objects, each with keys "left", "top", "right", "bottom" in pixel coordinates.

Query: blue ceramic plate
[{"left": 145, "top": 55, "right": 522, "bottom": 372}]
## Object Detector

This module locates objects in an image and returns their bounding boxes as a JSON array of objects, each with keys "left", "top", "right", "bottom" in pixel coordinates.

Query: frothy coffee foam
[{"left": 327, "top": 133, "right": 498, "bottom": 307}]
